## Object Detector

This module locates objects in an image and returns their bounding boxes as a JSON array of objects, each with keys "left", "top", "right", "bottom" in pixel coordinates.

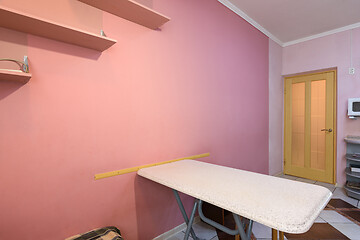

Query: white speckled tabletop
[{"left": 137, "top": 160, "right": 332, "bottom": 234}]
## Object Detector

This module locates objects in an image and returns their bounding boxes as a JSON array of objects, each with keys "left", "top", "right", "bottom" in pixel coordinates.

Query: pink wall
[
  {"left": 0, "top": 0, "right": 269, "bottom": 239},
  {"left": 268, "top": 39, "right": 283, "bottom": 175},
  {"left": 0, "top": 0, "right": 102, "bottom": 33},
  {"left": 283, "top": 28, "right": 360, "bottom": 186},
  {"left": 0, "top": 27, "right": 27, "bottom": 70}
]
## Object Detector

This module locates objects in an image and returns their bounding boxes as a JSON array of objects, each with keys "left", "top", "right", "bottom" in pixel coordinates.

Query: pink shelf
[
  {"left": 0, "top": 69, "right": 31, "bottom": 83},
  {"left": 78, "top": 0, "right": 170, "bottom": 30},
  {"left": 0, "top": 6, "right": 117, "bottom": 51}
]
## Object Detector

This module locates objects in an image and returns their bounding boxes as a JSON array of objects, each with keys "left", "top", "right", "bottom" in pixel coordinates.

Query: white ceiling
[{"left": 219, "top": 0, "right": 360, "bottom": 46}]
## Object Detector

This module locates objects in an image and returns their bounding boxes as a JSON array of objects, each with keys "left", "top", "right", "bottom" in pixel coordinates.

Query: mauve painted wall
[
  {"left": 268, "top": 40, "right": 283, "bottom": 175},
  {"left": 0, "top": 0, "right": 269, "bottom": 239},
  {"left": 283, "top": 28, "right": 360, "bottom": 186}
]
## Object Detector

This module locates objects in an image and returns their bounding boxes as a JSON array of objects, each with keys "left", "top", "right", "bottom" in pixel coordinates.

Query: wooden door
[{"left": 284, "top": 70, "right": 336, "bottom": 183}]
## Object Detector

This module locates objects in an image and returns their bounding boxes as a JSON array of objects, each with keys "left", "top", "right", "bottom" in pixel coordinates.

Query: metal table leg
[
  {"left": 173, "top": 191, "right": 254, "bottom": 240},
  {"left": 233, "top": 213, "right": 250, "bottom": 240},
  {"left": 198, "top": 200, "right": 252, "bottom": 240},
  {"left": 184, "top": 200, "right": 199, "bottom": 240},
  {"left": 172, "top": 189, "right": 198, "bottom": 240}
]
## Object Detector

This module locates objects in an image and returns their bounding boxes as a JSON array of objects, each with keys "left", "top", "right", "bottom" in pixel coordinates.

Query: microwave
[{"left": 348, "top": 98, "right": 360, "bottom": 117}]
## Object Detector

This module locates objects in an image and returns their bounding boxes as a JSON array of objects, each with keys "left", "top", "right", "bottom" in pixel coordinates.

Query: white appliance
[{"left": 348, "top": 98, "right": 360, "bottom": 118}]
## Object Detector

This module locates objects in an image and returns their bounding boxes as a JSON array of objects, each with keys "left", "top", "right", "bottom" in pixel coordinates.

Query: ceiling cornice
[
  {"left": 283, "top": 22, "right": 360, "bottom": 47},
  {"left": 218, "top": 0, "right": 360, "bottom": 48},
  {"left": 218, "top": 0, "right": 283, "bottom": 46}
]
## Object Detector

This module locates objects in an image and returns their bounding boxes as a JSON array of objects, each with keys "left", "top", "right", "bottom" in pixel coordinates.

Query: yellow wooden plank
[
  {"left": 325, "top": 71, "right": 335, "bottom": 183},
  {"left": 272, "top": 229, "right": 277, "bottom": 240},
  {"left": 284, "top": 78, "right": 292, "bottom": 174},
  {"left": 304, "top": 79, "right": 311, "bottom": 170},
  {"left": 332, "top": 71, "right": 337, "bottom": 184},
  {"left": 94, "top": 153, "right": 210, "bottom": 180},
  {"left": 279, "top": 231, "right": 284, "bottom": 240}
]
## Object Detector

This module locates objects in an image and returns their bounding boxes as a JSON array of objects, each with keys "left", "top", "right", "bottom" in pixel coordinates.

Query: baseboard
[
  {"left": 272, "top": 171, "right": 283, "bottom": 177},
  {"left": 272, "top": 172, "right": 341, "bottom": 187},
  {"left": 153, "top": 216, "right": 201, "bottom": 240}
]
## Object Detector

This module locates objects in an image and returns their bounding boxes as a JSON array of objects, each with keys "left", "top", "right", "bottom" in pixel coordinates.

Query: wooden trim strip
[{"left": 94, "top": 153, "right": 210, "bottom": 180}]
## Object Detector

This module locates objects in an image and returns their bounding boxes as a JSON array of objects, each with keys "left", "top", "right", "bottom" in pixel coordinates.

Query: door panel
[
  {"left": 291, "top": 82, "right": 305, "bottom": 167},
  {"left": 284, "top": 71, "right": 336, "bottom": 184},
  {"left": 310, "top": 80, "right": 326, "bottom": 170}
]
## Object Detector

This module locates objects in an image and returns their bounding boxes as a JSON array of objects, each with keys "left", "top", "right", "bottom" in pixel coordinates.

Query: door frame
[{"left": 283, "top": 69, "right": 337, "bottom": 184}]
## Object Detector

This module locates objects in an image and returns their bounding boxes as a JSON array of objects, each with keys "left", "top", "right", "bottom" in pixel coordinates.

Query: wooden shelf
[
  {"left": 0, "top": 6, "right": 116, "bottom": 51},
  {"left": 78, "top": 0, "right": 170, "bottom": 30},
  {"left": 0, "top": 69, "right": 31, "bottom": 83}
]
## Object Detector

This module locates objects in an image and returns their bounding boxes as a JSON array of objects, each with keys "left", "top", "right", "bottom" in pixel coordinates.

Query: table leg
[
  {"left": 233, "top": 214, "right": 249, "bottom": 240},
  {"left": 184, "top": 200, "right": 199, "bottom": 240},
  {"left": 246, "top": 219, "right": 253, "bottom": 239},
  {"left": 235, "top": 218, "right": 253, "bottom": 240},
  {"left": 172, "top": 190, "right": 198, "bottom": 240},
  {"left": 198, "top": 200, "right": 242, "bottom": 236}
]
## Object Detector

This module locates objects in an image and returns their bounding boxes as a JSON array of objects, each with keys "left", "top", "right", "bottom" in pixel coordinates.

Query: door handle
[{"left": 321, "top": 128, "right": 332, "bottom": 132}]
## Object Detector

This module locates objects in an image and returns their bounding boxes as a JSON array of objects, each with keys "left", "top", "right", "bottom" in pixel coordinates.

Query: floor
[{"left": 165, "top": 174, "right": 360, "bottom": 240}]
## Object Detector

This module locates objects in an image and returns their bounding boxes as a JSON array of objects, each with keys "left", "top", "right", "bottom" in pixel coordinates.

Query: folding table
[{"left": 137, "top": 160, "right": 332, "bottom": 240}]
